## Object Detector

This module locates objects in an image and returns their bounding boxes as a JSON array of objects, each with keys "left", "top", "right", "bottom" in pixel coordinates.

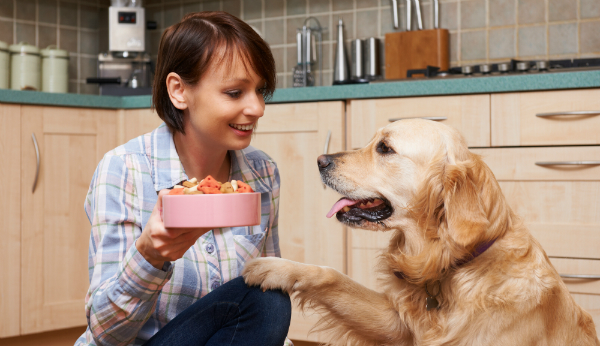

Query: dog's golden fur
[{"left": 243, "top": 119, "right": 599, "bottom": 346}]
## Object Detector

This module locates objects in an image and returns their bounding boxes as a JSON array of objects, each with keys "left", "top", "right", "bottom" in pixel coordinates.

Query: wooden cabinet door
[
  {"left": 0, "top": 104, "right": 21, "bottom": 338},
  {"left": 118, "top": 108, "right": 164, "bottom": 145},
  {"left": 20, "top": 106, "right": 119, "bottom": 334},
  {"left": 251, "top": 101, "right": 346, "bottom": 342},
  {"left": 492, "top": 89, "right": 600, "bottom": 147},
  {"left": 348, "top": 95, "right": 490, "bottom": 149}
]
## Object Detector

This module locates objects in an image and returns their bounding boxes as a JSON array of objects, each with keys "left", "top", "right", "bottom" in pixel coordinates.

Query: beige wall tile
[
  {"left": 461, "top": 0, "right": 486, "bottom": 29},
  {"left": 517, "top": 0, "right": 545, "bottom": 25},
  {"left": 580, "top": 0, "right": 600, "bottom": 19},
  {"left": 580, "top": 21, "right": 600, "bottom": 53},
  {"left": 548, "top": 23, "right": 578, "bottom": 55},
  {"left": 518, "top": 25, "right": 546, "bottom": 57},
  {"left": 489, "top": 27, "right": 515, "bottom": 59},
  {"left": 489, "top": 0, "right": 516, "bottom": 27},
  {"left": 549, "top": 0, "right": 577, "bottom": 22},
  {"left": 461, "top": 29, "right": 486, "bottom": 60}
]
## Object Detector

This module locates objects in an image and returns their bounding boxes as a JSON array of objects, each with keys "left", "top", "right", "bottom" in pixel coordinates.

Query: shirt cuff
[{"left": 117, "top": 240, "right": 173, "bottom": 301}]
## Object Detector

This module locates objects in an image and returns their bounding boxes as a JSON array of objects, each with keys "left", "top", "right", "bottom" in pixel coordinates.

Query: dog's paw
[{"left": 242, "top": 257, "right": 300, "bottom": 294}]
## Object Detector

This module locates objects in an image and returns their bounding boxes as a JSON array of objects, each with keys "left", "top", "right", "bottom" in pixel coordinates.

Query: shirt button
[
  {"left": 205, "top": 243, "right": 215, "bottom": 254},
  {"left": 211, "top": 281, "right": 221, "bottom": 290}
]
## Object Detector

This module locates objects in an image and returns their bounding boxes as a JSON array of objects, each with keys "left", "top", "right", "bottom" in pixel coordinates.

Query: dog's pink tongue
[{"left": 327, "top": 198, "right": 359, "bottom": 218}]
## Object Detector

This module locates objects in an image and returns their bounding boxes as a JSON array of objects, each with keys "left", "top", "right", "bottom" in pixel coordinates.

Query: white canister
[
  {"left": 9, "top": 42, "right": 41, "bottom": 91},
  {"left": 41, "top": 46, "right": 69, "bottom": 93},
  {"left": 0, "top": 41, "right": 9, "bottom": 89}
]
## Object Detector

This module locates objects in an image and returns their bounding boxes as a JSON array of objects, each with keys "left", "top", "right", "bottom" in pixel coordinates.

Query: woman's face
[{"left": 182, "top": 54, "right": 266, "bottom": 152}]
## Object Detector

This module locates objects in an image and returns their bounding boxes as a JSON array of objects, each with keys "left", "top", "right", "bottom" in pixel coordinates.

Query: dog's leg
[{"left": 243, "top": 257, "right": 411, "bottom": 346}]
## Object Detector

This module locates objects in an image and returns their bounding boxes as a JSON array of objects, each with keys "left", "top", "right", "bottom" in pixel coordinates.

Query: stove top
[{"left": 375, "top": 58, "right": 600, "bottom": 82}]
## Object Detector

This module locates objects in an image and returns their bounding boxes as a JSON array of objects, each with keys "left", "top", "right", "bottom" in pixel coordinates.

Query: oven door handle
[{"left": 535, "top": 161, "right": 600, "bottom": 166}]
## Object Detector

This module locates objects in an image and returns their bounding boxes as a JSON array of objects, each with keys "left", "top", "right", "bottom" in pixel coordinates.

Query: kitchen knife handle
[
  {"left": 535, "top": 161, "right": 600, "bottom": 166},
  {"left": 536, "top": 111, "right": 600, "bottom": 117},
  {"left": 560, "top": 274, "right": 600, "bottom": 279},
  {"left": 391, "top": 0, "right": 399, "bottom": 29},
  {"left": 31, "top": 133, "right": 40, "bottom": 193},
  {"left": 389, "top": 117, "right": 447, "bottom": 122}
]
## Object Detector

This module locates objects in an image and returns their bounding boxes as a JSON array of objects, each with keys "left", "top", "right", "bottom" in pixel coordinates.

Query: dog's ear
[{"left": 443, "top": 158, "right": 490, "bottom": 248}]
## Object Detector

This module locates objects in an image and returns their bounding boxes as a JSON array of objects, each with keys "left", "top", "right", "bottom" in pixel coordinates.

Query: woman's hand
[{"left": 136, "top": 189, "right": 212, "bottom": 270}]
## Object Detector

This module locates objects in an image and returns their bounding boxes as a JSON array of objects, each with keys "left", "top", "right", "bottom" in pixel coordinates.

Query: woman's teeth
[{"left": 229, "top": 124, "right": 254, "bottom": 131}]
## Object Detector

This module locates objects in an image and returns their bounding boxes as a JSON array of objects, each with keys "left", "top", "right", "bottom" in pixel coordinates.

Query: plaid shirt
[{"left": 76, "top": 123, "right": 290, "bottom": 346}]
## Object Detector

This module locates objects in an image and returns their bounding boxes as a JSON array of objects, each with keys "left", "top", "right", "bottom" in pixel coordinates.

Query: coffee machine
[{"left": 87, "top": 0, "right": 154, "bottom": 96}]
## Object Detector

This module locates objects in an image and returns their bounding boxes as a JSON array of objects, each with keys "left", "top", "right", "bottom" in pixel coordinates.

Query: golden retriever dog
[{"left": 243, "top": 119, "right": 599, "bottom": 346}]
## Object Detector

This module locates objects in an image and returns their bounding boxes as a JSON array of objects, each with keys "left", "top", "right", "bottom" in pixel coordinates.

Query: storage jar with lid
[
  {"left": 9, "top": 42, "right": 41, "bottom": 91},
  {"left": 0, "top": 41, "right": 9, "bottom": 89},
  {"left": 41, "top": 45, "right": 69, "bottom": 93}
]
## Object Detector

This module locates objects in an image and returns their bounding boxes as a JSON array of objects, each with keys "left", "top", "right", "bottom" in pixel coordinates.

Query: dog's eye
[{"left": 376, "top": 141, "right": 395, "bottom": 154}]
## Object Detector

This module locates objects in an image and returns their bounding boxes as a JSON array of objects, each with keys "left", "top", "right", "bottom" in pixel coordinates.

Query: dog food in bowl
[{"left": 162, "top": 175, "right": 261, "bottom": 228}]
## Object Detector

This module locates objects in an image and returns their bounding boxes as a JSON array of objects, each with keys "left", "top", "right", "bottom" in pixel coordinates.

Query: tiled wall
[
  {"left": 1, "top": 0, "right": 599, "bottom": 93},
  {"left": 132, "top": 0, "right": 600, "bottom": 89},
  {"left": 0, "top": 0, "right": 108, "bottom": 94}
]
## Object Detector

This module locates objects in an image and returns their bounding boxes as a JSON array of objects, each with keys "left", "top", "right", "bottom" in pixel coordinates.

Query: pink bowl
[{"left": 162, "top": 192, "right": 261, "bottom": 228}]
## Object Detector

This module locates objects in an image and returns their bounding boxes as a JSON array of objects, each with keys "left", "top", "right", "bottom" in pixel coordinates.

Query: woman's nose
[{"left": 244, "top": 92, "right": 265, "bottom": 118}]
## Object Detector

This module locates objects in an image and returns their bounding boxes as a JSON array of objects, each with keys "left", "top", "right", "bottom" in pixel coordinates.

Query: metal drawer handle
[
  {"left": 560, "top": 274, "right": 600, "bottom": 279},
  {"left": 535, "top": 161, "right": 600, "bottom": 166},
  {"left": 389, "top": 117, "right": 447, "bottom": 122},
  {"left": 31, "top": 133, "right": 40, "bottom": 193},
  {"left": 536, "top": 111, "right": 600, "bottom": 117}
]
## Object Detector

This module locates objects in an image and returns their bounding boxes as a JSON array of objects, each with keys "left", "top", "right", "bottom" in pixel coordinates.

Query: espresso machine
[{"left": 87, "top": 0, "right": 154, "bottom": 96}]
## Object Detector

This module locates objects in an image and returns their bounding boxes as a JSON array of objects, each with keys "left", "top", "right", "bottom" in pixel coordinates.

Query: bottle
[{"left": 333, "top": 18, "right": 349, "bottom": 85}]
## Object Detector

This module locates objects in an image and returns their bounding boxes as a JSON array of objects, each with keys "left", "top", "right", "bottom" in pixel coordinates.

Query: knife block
[{"left": 385, "top": 29, "right": 449, "bottom": 79}]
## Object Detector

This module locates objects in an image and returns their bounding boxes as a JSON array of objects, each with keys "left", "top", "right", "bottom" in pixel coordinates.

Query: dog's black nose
[{"left": 317, "top": 154, "right": 334, "bottom": 169}]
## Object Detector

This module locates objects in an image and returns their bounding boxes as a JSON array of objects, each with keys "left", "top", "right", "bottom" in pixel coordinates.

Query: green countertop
[{"left": 1, "top": 70, "right": 599, "bottom": 109}]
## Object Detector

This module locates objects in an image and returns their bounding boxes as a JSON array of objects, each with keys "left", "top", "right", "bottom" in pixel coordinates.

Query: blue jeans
[{"left": 143, "top": 276, "right": 292, "bottom": 346}]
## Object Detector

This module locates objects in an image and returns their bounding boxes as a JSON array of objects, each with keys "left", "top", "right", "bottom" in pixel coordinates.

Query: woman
[{"left": 75, "top": 12, "right": 292, "bottom": 346}]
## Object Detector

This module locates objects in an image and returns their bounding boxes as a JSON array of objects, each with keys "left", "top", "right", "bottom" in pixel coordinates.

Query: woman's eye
[
  {"left": 376, "top": 141, "right": 394, "bottom": 154},
  {"left": 225, "top": 90, "right": 241, "bottom": 98}
]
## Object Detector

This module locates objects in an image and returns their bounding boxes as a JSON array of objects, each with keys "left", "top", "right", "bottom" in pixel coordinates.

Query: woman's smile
[{"left": 229, "top": 122, "right": 256, "bottom": 136}]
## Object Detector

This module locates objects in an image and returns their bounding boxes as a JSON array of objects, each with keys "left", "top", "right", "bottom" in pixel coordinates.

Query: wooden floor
[{"left": 0, "top": 327, "right": 322, "bottom": 346}]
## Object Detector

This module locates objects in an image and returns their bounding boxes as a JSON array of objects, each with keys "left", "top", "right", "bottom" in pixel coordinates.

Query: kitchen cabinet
[
  {"left": 492, "top": 89, "right": 600, "bottom": 146},
  {"left": 0, "top": 103, "right": 22, "bottom": 338},
  {"left": 252, "top": 101, "right": 347, "bottom": 342},
  {"left": 348, "top": 94, "right": 490, "bottom": 150},
  {"left": 20, "top": 105, "right": 119, "bottom": 334}
]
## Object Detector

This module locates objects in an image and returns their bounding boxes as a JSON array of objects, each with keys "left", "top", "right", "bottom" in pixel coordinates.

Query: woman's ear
[
  {"left": 166, "top": 72, "right": 188, "bottom": 110},
  {"left": 443, "top": 158, "right": 489, "bottom": 248}
]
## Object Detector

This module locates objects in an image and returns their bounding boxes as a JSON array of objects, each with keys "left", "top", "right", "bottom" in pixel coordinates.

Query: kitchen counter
[{"left": 1, "top": 70, "right": 599, "bottom": 109}]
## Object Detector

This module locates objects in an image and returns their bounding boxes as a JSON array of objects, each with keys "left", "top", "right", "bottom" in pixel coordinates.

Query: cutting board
[{"left": 385, "top": 28, "right": 449, "bottom": 79}]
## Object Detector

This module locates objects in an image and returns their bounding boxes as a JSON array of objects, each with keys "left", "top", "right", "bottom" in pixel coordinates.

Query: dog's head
[{"left": 320, "top": 119, "right": 510, "bottom": 283}]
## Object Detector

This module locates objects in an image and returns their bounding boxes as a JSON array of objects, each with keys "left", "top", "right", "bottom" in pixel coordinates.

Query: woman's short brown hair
[{"left": 152, "top": 11, "right": 276, "bottom": 133}]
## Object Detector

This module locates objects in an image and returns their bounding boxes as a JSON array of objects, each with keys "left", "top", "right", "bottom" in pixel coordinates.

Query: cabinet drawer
[
  {"left": 473, "top": 147, "right": 600, "bottom": 260},
  {"left": 492, "top": 89, "right": 600, "bottom": 146},
  {"left": 349, "top": 94, "right": 490, "bottom": 149},
  {"left": 472, "top": 146, "right": 600, "bottom": 181}
]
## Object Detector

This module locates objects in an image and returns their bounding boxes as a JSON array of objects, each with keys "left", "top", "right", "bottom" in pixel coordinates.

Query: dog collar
[
  {"left": 393, "top": 238, "right": 497, "bottom": 280},
  {"left": 393, "top": 239, "right": 497, "bottom": 311}
]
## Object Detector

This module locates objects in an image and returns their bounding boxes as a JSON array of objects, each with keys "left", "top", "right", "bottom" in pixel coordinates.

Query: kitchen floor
[{"left": 0, "top": 327, "right": 322, "bottom": 346}]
